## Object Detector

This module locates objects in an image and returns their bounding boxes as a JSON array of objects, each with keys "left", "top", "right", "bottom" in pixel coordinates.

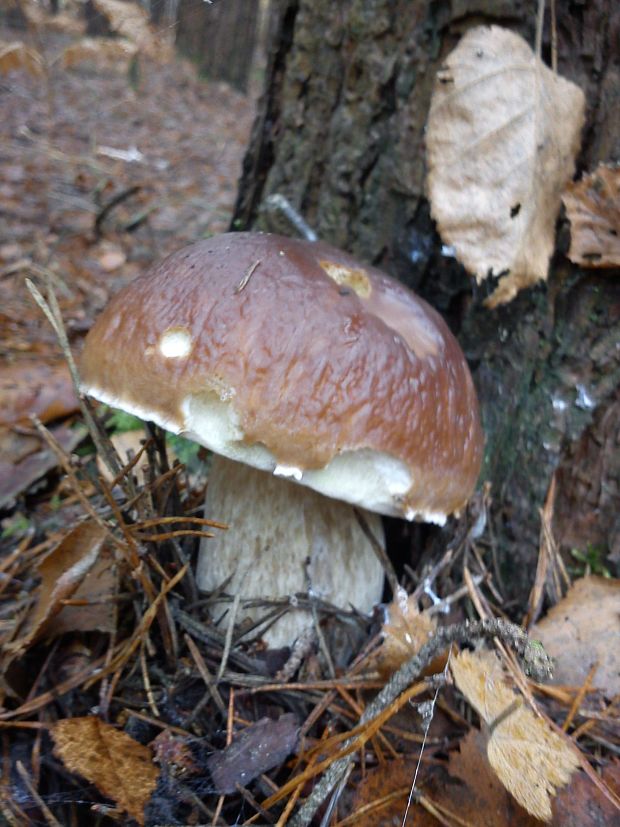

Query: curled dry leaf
[
  {"left": 49, "top": 543, "right": 117, "bottom": 637},
  {"left": 532, "top": 575, "right": 620, "bottom": 698},
  {"left": 562, "top": 164, "right": 620, "bottom": 268},
  {"left": 451, "top": 649, "right": 580, "bottom": 821},
  {"left": 0, "top": 41, "right": 44, "bottom": 77},
  {"left": 367, "top": 586, "right": 437, "bottom": 678},
  {"left": 52, "top": 716, "right": 159, "bottom": 826},
  {"left": 5, "top": 520, "right": 108, "bottom": 654},
  {"left": 426, "top": 26, "right": 585, "bottom": 307}
]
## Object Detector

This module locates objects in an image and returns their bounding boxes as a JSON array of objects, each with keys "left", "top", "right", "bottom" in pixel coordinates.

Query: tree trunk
[
  {"left": 233, "top": 0, "right": 620, "bottom": 605},
  {"left": 176, "top": 0, "right": 260, "bottom": 93}
]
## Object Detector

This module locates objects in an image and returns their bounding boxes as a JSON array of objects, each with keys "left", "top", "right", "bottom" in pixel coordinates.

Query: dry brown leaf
[
  {"left": 0, "top": 41, "right": 44, "bottom": 77},
  {"left": 49, "top": 543, "right": 117, "bottom": 636},
  {"left": 0, "top": 424, "right": 85, "bottom": 511},
  {"left": 562, "top": 165, "right": 620, "bottom": 267},
  {"left": 6, "top": 521, "right": 108, "bottom": 654},
  {"left": 437, "top": 731, "right": 619, "bottom": 826},
  {"left": 351, "top": 759, "right": 437, "bottom": 827},
  {"left": 441, "top": 729, "right": 537, "bottom": 826},
  {"left": 52, "top": 716, "right": 159, "bottom": 825},
  {"left": 90, "top": 0, "right": 171, "bottom": 58},
  {"left": 0, "top": 360, "right": 79, "bottom": 427},
  {"left": 61, "top": 37, "right": 138, "bottom": 71},
  {"left": 451, "top": 649, "right": 580, "bottom": 821},
  {"left": 367, "top": 586, "right": 437, "bottom": 677},
  {"left": 426, "top": 25, "right": 585, "bottom": 307},
  {"left": 206, "top": 715, "right": 300, "bottom": 794},
  {"left": 532, "top": 576, "right": 620, "bottom": 698}
]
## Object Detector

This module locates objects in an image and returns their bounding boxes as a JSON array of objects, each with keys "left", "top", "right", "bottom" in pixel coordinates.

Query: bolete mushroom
[{"left": 80, "top": 232, "right": 483, "bottom": 647}]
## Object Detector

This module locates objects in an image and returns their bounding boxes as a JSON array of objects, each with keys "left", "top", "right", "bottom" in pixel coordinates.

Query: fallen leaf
[
  {"left": 0, "top": 426, "right": 41, "bottom": 466},
  {"left": 351, "top": 758, "right": 437, "bottom": 826},
  {"left": 532, "top": 576, "right": 620, "bottom": 698},
  {"left": 0, "top": 424, "right": 85, "bottom": 510},
  {"left": 0, "top": 361, "right": 79, "bottom": 426},
  {"left": 439, "top": 729, "right": 537, "bottom": 826},
  {"left": 451, "top": 649, "right": 580, "bottom": 821},
  {"left": 562, "top": 164, "right": 620, "bottom": 267},
  {"left": 433, "top": 730, "right": 620, "bottom": 827},
  {"left": 367, "top": 586, "right": 437, "bottom": 678},
  {"left": 49, "top": 543, "right": 117, "bottom": 636},
  {"left": 0, "top": 41, "right": 44, "bottom": 77},
  {"left": 6, "top": 520, "right": 108, "bottom": 654},
  {"left": 549, "top": 764, "right": 620, "bottom": 827},
  {"left": 90, "top": 0, "right": 171, "bottom": 58},
  {"left": 61, "top": 37, "right": 138, "bottom": 71},
  {"left": 206, "top": 715, "right": 299, "bottom": 794},
  {"left": 426, "top": 25, "right": 585, "bottom": 307},
  {"left": 52, "top": 717, "right": 159, "bottom": 825}
]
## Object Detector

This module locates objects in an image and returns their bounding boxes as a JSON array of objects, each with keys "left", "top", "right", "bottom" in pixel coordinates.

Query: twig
[
  {"left": 289, "top": 619, "right": 553, "bottom": 827},
  {"left": 550, "top": 0, "right": 557, "bottom": 72},
  {"left": 184, "top": 633, "right": 227, "bottom": 716},
  {"left": 235, "top": 783, "right": 276, "bottom": 824},
  {"left": 217, "top": 592, "right": 242, "bottom": 682},
  {"left": 262, "top": 194, "right": 318, "bottom": 242},
  {"left": 15, "top": 761, "right": 62, "bottom": 827},
  {"left": 402, "top": 656, "right": 451, "bottom": 826},
  {"left": 234, "top": 259, "right": 261, "bottom": 293},
  {"left": 535, "top": 0, "right": 545, "bottom": 60},
  {"left": 94, "top": 185, "right": 141, "bottom": 238},
  {"left": 25, "top": 277, "right": 128, "bottom": 488},
  {"left": 354, "top": 509, "right": 399, "bottom": 596}
]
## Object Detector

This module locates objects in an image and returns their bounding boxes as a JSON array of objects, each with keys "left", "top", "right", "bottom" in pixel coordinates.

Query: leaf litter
[
  {"left": 0, "top": 7, "right": 618, "bottom": 827},
  {"left": 52, "top": 716, "right": 160, "bottom": 825},
  {"left": 451, "top": 648, "right": 580, "bottom": 821},
  {"left": 562, "top": 164, "right": 620, "bottom": 268},
  {"left": 532, "top": 575, "right": 620, "bottom": 698},
  {"left": 426, "top": 25, "right": 585, "bottom": 307}
]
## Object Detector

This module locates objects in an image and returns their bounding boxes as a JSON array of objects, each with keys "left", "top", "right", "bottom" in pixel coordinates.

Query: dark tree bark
[
  {"left": 233, "top": 0, "right": 620, "bottom": 604},
  {"left": 176, "top": 0, "right": 260, "bottom": 93}
]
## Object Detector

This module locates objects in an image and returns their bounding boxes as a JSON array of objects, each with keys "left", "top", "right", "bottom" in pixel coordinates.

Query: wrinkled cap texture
[{"left": 80, "top": 232, "right": 483, "bottom": 521}]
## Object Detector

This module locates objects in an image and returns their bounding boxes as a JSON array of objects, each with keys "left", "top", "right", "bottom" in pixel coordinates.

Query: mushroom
[{"left": 80, "top": 232, "right": 483, "bottom": 647}]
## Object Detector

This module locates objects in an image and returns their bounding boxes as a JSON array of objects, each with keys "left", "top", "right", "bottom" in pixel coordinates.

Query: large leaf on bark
[{"left": 426, "top": 26, "right": 585, "bottom": 307}]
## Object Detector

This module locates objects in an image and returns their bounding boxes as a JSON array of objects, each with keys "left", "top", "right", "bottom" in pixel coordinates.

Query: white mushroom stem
[{"left": 196, "top": 455, "right": 386, "bottom": 649}]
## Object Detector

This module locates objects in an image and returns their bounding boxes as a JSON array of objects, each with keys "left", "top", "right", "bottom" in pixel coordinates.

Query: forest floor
[{"left": 0, "top": 7, "right": 619, "bottom": 827}]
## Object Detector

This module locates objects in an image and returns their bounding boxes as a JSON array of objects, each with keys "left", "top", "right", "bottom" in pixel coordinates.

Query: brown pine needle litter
[{"left": 0, "top": 265, "right": 616, "bottom": 827}]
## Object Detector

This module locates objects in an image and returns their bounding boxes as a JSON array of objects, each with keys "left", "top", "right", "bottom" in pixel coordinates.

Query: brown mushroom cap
[{"left": 80, "top": 232, "right": 483, "bottom": 521}]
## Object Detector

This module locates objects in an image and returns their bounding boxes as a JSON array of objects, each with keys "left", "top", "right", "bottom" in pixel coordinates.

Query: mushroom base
[{"left": 196, "top": 455, "right": 386, "bottom": 649}]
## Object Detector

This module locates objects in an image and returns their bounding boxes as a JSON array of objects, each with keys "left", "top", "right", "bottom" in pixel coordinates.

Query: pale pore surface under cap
[{"left": 181, "top": 390, "right": 444, "bottom": 521}]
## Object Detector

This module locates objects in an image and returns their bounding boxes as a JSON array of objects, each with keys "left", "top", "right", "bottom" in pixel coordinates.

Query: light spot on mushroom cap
[
  {"left": 320, "top": 260, "right": 372, "bottom": 298},
  {"left": 159, "top": 327, "right": 192, "bottom": 359}
]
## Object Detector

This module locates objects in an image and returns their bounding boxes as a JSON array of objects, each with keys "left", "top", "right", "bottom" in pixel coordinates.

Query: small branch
[
  {"left": 262, "top": 193, "right": 318, "bottom": 242},
  {"left": 354, "top": 509, "right": 399, "bottom": 596},
  {"left": 94, "top": 184, "right": 141, "bottom": 238},
  {"left": 290, "top": 619, "right": 552, "bottom": 827}
]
